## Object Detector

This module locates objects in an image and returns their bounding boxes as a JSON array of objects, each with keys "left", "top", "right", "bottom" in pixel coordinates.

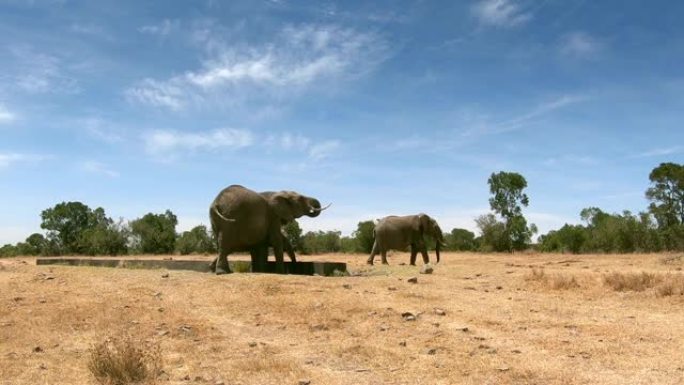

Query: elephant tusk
[{"left": 312, "top": 202, "right": 332, "bottom": 212}]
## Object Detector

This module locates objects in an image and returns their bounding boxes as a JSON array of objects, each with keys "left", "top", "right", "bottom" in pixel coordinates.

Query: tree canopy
[
  {"left": 129, "top": 210, "right": 178, "bottom": 254},
  {"left": 484, "top": 171, "right": 536, "bottom": 251},
  {"left": 646, "top": 162, "right": 684, "bottom": 228}
]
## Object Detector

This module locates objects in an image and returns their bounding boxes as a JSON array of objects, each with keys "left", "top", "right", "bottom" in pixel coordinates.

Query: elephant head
[
  {"left": 413, "top": 214, "right": 446, "bottom": 263},
  {"left": 264, "top": 191, "right": 330, "bottom": 223}
]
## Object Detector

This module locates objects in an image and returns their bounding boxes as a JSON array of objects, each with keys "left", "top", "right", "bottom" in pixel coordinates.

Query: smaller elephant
[{"left": 367, "top": 213, "right": 445, "bottom": 266}]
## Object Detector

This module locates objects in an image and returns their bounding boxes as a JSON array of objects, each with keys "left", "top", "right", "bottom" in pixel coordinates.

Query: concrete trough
[{"left": 35, "top": 258, "right": 348, "bottom": 276}]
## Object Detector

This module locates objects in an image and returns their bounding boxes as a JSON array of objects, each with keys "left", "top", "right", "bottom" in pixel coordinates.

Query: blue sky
[{"left": 1, "top": 0, "right": 683, "bottom": 244}]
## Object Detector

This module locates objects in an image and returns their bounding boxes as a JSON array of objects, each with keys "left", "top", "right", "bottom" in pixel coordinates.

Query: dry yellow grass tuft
[
  {"left": 603, "top": 271, "right": 659, "bottom": 292},
  {"left": 602, "top": 271, "right": 684, "bottom": 297},
  {"left": 87, "top": 334, "right": 162, "bottom": 385},
  {"left": 524, "top": 268, "right": 579, "bottom": 290},
  {"left": 655, "top": 274, "right": 684, "bottom": 297}
]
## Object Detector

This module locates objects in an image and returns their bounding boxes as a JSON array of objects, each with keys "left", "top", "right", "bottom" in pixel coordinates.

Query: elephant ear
[
  {"left": 270, "top": 192, "right": 296, "bottom": 223},
  {"left": 412, "top": 213, "right": 430, "bottom": 234}
]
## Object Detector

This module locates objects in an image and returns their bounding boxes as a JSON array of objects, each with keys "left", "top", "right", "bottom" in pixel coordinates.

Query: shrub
[
  {"left": 655, "top": 274, "right": 684, "bottom": 297},
  {"left": 602, "top": 272, "right": 659, "bottom": 292},
  {"left": 524, "top": 267, "right": 546, "bottom": 282},
  {"left": 88, "top": 335, "right": 162, "bottom": 385},
  {"left": 176, "top": 225, "right": 215, "bottom": 255},
  {"left": 524, "top": 268, "right": 579, "bottom": 290},
  {"left": 549, "top": 274, "right": 580, "bottom": 290},
  {"left": 352, "top": 220, "right": 376, "bottom": 253},
  {"left": 129, "top": 210, "right": 178, "bottom": 254}
]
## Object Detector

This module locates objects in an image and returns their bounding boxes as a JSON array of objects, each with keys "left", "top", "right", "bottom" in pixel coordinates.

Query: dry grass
[
  {"left": 602, "top": 271, "right": 659, "bottom": 292},
  {"left": 3, "top": 253, "right": 684, "bottom": 385},
  {"left": 659, "top": 254, "right": 683, "bottom": 265},
  {"left": 88, "top": 334, "right": 162, "bottom": 385},
  {"left": 524, "top": 268, "right": 580, "bottom": 290},
  {"left": 601, "top": 271, "right": 684, "bottom": 297}
]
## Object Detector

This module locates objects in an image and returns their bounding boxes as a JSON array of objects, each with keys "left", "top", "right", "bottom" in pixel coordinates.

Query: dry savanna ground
[{"left": 2, "top": 252, "right": 684, "bottom": 385}]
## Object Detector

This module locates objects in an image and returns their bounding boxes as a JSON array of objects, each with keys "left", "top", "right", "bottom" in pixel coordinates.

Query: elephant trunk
[
  {"left": 306, "top": 199, "right": 332, "bottom": 217},
  {"left": 305, "top": 199, "right": 322, "bottom": 217},
  {"left": 435, "top": 241, "right": 441, "bottom": 264}
]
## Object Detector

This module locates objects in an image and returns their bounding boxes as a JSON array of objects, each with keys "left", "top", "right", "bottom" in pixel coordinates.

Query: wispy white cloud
[
  {"left": 138, "top": 19, "right": 178, "bottom": 36},
  {"left": 143, "top": 128, "right": 341, "bottom": 162},
  {"left": 0, "top": 153, "right": 49, "bottom": 168},
  {"left": 7, "top": 46, "right": 79, "bottom": 94},
  {"left": 501, "top": 94, "right": 588, "bottom": 129},
  {"left": 0, "top": 104, "right": 16, "bottom": 124},
  {"left": 265, "top": 132, "right": 311, "bottom": 151},
  {"left": 126, "top": 79, "right": 186, "bottom": 110},
  {"left": 472, "top": 0, "right": 532, "bottom": 28},
  {"left": 143, "top": 128, "right": 254, "bottom": 156},
  {"left": 127, "top": 24, "right": 390, "bottom": 110},
  {"left": 559, "top": 31, "right": 602, "bottom": 58},
  {"left": 461, "top": 94, "right": 588, "bottom": 137},
  {"left": 383, "top": 94, "right": 588, "bottom": 154},
  {"left": 70, "top": 23, "right": 105, "bottom": 36},
  {"left": 81, "top": 161, "right": 119, "bottom": 178},
  {"left": 633, "top": 146, "right": 684, "bottom": 158},
  {"left": 542, "top": 154, "right": 598, "bottom": 167},
  {"left": 308, "top": 140, "right": 340, "bottom": 160},
  {"left": 80, "top": 118, "right": 125, "bottom": 143}
]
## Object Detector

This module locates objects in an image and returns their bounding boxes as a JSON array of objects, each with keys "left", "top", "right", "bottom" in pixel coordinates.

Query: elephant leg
[
  {"left": 269, "top": 229, "right": 286, "bottom": 274},
  {"left": 273, "top": 244, "right": 285, "bottom": 274},
  {"left": 420, "top": 244, "right": 430, "bottom": 265},
  {"left": 250, "top": 245, "right": 268, "bottom": 273},
  {"left": 215, "top": 249, "right": 231, "bottom": 275},
  {"left": 283, "top": 237, "right": 296, "bottom": 263},
  {"left": 381, "top": 250, "right": 389, "bottom": 265},
  {"left": 209, "top": 257, "right": 218, "bottom": 272},
  {"left": 409, "top": 244, "right": 418, "bottom": 266},
  {"left": 367, "top": 241, "right": 379, "bottom": 265}
]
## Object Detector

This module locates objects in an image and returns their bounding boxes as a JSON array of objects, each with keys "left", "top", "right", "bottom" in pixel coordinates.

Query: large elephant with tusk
[
  {"left": 366, "top": 213, "right": 445, "bottom": 266},
  {"left": 209, "top": 185, "right": 329, "bottom": 274}
]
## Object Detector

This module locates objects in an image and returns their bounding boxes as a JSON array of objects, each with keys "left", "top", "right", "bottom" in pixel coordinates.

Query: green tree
[
  {"left": 0, "top": 244, "right": 18, "bottom": 257},
  {"left": 445, "top": 228, "right": 476, "bottom": 251},
  {"left": 176, "top": 225, "right": 215, "bottom": 255},
  {"left": 487, "top": 171, "right": 535, "bottom": 251},
  {"left": 646, "top": 162, "right": 684, "bottom": 228},
  {"left": 40, "top": 202, "right": 111, "bottom": 254},
  {"left": 339, "top": 236, "right": 357, "bottom": 253},
  {"left": 282, "top": 221, "right": 303, "bottom": 252},
  {"left": 300, "top": 231, "right": 341, "bottom": 254},
  {"left": 78, "top": 220, "right": 129, "bottom": 256},
  {"left": 23, "top": 233, "right": 48, "bottom": 255},
  {"left": 129, "top": 210, "right": 178, "bottom": 254},
  {"left": 538, "top": 224, "right": 588, "bottom": 254},
  {"left": 352, "top": 220, "right": 376, "bottom": 253},
  {"left": 488, "top": 171, "right": 529, "bottom": 218},
  {"left": 475, "top": 214, "right": 509, "bottom": 252}
]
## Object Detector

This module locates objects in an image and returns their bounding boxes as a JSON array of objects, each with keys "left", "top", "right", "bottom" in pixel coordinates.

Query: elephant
[
  {"left": 209, "top": 185, "right": 327, "bottom": 274},
  {"left": 366, "top": 213, "right": 445, "bottom": 266}
]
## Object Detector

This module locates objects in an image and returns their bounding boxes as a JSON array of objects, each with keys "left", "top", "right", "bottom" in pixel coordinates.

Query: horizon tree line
[{"left": 1, "top": 162, "right": 683, "bottom": 257}]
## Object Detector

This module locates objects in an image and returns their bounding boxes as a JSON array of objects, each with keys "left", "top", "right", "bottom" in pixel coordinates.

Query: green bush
[
  {"left": 176, "top": 225, "right": 215, "bottom": 255},
  {"left": 300, "top": 230, "right": 341, "bottom": 255},
  {"left": 129, "top": 210, "right": 178, "bottom": 254}
]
